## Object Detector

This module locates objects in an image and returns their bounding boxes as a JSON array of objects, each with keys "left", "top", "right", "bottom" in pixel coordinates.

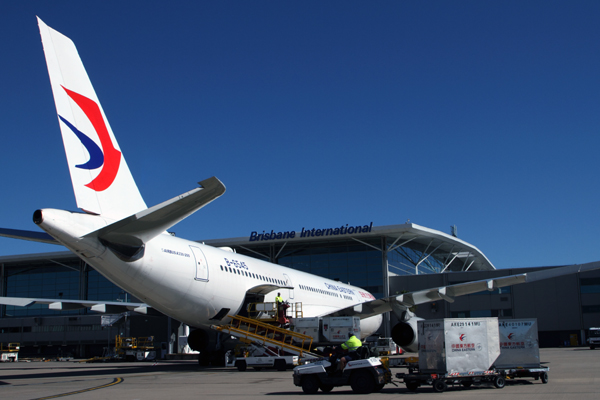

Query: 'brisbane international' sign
[{"left": 249, "top": 222, "right": 373, "bottom": 242}]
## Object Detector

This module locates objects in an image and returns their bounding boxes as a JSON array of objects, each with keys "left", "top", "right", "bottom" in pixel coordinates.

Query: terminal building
[{"left": 1, "top": 222, "right": 599, "bottom": 358}]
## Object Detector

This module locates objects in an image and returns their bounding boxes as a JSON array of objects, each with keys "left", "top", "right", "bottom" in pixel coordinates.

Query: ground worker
[
  {"left": 275, "top": 293, "right": 284, "bottom": 321},
  {"left": 338, "top": 333, "right": 362, "bottom": 370}
]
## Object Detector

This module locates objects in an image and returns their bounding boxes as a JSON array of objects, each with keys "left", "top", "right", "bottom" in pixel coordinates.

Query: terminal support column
[
  {"left": 382, "top": 237, "right": 391, "bottom": 338},
  {"left": 0, "top": 263, "right": 4, "bottom": 318}
]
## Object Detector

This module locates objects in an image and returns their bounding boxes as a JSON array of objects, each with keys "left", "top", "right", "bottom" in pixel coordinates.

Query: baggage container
[
  {"left": 321, "top": 316, "right": 361, "bottom": 342},
  {"left": 495, "top": 318, "right": 540, "bottom": 368},
  {"left": 418, "top": 317, "right": 500, "bottom": 374},
  {"left": 291, "top": 317, "right": 320, "bottom": 342}
]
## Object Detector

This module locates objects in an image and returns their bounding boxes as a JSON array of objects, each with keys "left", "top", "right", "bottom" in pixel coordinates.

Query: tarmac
[{"left": 0, "top": 347, "right": 598, "bottom": 400}]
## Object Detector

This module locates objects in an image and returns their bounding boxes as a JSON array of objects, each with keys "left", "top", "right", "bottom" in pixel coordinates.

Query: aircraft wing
[
  {"left": 0, "top": 228, "right": 58, "bottom": 245},
  {"left": 321, "top": 260, "right": 600, "bottom": 319},
  {"left": 0, "top": 296, "right": 158, "bottom": 315}
]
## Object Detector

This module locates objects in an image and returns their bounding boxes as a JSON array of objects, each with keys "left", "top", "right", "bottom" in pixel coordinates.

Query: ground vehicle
[
  {"left": 293, "top": 354, "right": 391, "bottom": 394},
  {"left": 397, "top": 318, "right": 549, "bottom": 392},
  {"left": 399, "top": 369, "right": 508, "bottom": 392},
  {"left": 398, "top": 366, "right": 549, "bottom": 392},
  {"left": 587, "top": 327, "right": 600, "bottom": 349},
  {"left": 225, "top": 344, "right": 299, "bottom": 371},
  {"left": 0, "top": 343, "right": 19, "bottom": 362}
]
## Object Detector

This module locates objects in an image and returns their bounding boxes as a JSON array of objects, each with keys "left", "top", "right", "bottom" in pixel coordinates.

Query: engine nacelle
[
  {"left": 188, "top": 328, "right": 216, "bottom": 351},
  {"left": 391, "top": 317, "right": 423, "bottom": 353}
]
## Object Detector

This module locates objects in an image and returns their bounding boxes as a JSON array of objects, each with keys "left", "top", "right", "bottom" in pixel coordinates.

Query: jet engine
[
  {"left": 391, "top": 316, "right": 423, "bottom": 353},
  {"left": 188, "top": 328, "right": 213, "bottom": 351}
]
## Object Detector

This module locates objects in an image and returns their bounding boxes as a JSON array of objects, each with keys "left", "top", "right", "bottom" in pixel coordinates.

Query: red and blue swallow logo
[
  {"left": 459, "top": 334, "right": 466, "bottom": 341},
  {"left": 508, "top": 333, "right": 515, "bottom": 340},
  {"left": 59, "top": 86, "right": 121, "bottom": 192}
]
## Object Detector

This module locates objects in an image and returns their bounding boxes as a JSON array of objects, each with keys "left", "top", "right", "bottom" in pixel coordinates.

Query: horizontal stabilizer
[
  {"left": 86, "top": 177, "right": 226, "bottom": 247},
  {"left": 0, "top": 296, "right": 156, "bottom": 314},
  {"left": 0, "top": 228, "right": 58, "bottom": 245},
  {"left": 322, "top": 260, "right": 600, "bottom": 319}
]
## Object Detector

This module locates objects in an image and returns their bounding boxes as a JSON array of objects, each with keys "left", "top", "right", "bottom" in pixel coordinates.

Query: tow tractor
[
  {"left": 587, "top": 327, "right": 600, "bottom": 349},
  {"left": 293, "top": 349, "right": 392, "bottom": 394}
]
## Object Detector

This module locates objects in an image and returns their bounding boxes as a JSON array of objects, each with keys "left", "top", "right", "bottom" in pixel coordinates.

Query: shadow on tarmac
[{"left": 0, "top": 361, "right": 237, "bottom": 381}]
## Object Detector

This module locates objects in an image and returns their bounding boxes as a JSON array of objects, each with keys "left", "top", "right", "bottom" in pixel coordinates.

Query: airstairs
[{"left": 212, "top": 314, "right": 318, "bottom": 358}]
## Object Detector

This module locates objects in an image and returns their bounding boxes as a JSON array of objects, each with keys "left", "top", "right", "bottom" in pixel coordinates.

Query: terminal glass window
[
  {"left": 387, "top": 244, "right": 446, "bottom": 276},
  {"left": 278, "top": 240, "right": 384, "bottom": 298},
  {"left": 4, "top": 265, "right": 80, "bottom": 317},
  {"left": 87, "top": 270, "right": 129, "bottom": 301},
  {"left": 580, "top": 278, "right": 600, "bottom": 294}
]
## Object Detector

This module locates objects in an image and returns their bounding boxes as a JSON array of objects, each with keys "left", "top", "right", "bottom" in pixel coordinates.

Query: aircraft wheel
[
  {"left": 301, "top": 375, "right": 320, "bottom": 394},
  {"left": 432, "top": 379, "right": 447, "bottom": 392},
  {"left": 350, "top": 370, "right": 376, "bottom": 394}
]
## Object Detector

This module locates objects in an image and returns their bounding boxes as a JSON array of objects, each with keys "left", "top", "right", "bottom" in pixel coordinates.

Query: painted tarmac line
[{"left": 30, "top": 377, "right": 124, "bottom": 400}]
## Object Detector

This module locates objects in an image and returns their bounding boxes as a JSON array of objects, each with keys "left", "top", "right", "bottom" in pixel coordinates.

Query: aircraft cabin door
[
  {"left": 190, "top": 246, "right": 209, "bottom": 281},
  {"left": 283, "top": 273, "right": 294, "bottom": 300}
]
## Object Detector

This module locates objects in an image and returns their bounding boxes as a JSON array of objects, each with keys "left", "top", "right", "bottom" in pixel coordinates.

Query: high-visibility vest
[
  {"left": 341, "top": 335, "right": 362, "bottom": 351},
  {"left": 275, "top": 296, "right": 283, "bottom": 304}
]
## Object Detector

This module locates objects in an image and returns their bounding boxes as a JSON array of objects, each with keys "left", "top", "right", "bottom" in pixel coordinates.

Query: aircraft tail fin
[{"left": 38, "top": 17, "right": 147, "bottom": 220}]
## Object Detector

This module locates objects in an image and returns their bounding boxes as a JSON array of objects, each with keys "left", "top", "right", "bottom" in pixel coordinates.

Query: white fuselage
[{"left": 39, "top": 209, "right": 382, "bottom": 337}]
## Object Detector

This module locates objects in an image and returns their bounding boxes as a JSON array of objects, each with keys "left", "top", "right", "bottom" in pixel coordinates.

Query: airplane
[{"left": 1, "top": 18, "right": 600, "bottom": 363}]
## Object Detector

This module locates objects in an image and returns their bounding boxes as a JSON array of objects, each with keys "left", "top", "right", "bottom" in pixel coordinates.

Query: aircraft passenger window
[{"left": 220, "top": 265, "right": 223, "bottom": 271}]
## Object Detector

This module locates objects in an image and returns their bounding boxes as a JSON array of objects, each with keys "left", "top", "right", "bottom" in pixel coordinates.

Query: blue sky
[{"left": 1, "top": 1, "right": 599, "bottom": 269}]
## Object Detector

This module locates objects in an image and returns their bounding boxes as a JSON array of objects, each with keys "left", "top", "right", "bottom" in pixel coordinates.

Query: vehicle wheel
[
  {"left": 350, "top": 370, "right": 376, "bottom": 394},
  {"left": 406, "top": 381, "right": 419, "bottom": 392},
  {"left": 274, "top": 359, "right": 287, "bottom": 371},
  {"left": 374, "top": 383, "right": 385, "bottom": 392},
  {"left": 493, "top": 375, "right": 506, "bottom": 389},
  {"left": 319, "top": 384, "right": 334, "bottom": 393},
  {"left": 301, "top": 375, "right": 320, "bottom": 394},
  {"left": 590, "top": 345, "right": 595, "bottom": 350},
  {"left": 432, "top": 379, "right": 447, "bottom": 393},
  {"left": 235, "top": 360, "right": 247, "bottom": 372},
  {"left": 462, "top": 381, "right": 472, "bottom": 388},
  {"left": 541, "top": 371, "right": 549, "bottom": 384}
]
